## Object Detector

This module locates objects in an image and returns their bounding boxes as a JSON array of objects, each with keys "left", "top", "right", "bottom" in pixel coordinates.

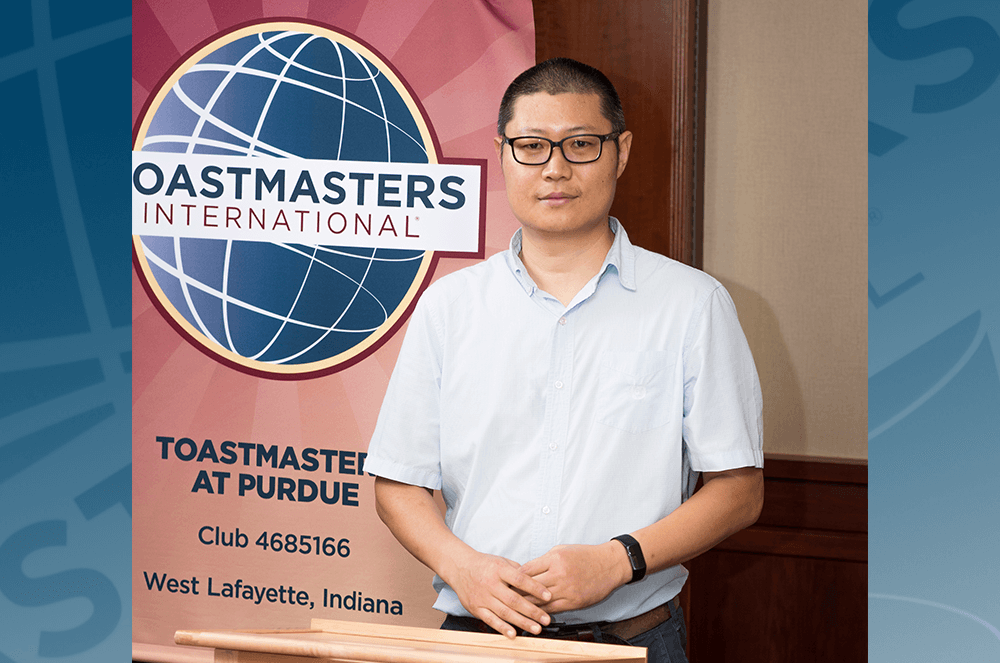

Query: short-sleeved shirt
[{"left": 365, "top": 219, "right": 763, "bottom": 624}]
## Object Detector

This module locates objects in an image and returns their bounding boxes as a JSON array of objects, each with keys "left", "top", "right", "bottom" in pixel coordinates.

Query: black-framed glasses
[{"left": 502, "top": 132, "right": 621, "bottom": 165}]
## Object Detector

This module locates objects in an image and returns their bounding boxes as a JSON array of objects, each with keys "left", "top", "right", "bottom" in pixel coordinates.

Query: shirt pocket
[{"left": 596, "top": 350, "right": 676, "bottom": 433}]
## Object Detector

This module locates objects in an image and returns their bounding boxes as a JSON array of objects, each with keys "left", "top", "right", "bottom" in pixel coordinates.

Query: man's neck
[{"left": 518, "top": 220, "right": 615, "bottom": 307}]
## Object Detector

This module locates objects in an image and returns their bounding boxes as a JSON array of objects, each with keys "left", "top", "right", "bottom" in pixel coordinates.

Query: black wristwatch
[{"left": 611, "top": 534, "right": 647, "bottom": 584}]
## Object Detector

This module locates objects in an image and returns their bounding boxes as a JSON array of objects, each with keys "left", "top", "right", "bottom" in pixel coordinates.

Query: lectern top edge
[{"left": 174, "top": 619, "right": 646, "bottom": 662}]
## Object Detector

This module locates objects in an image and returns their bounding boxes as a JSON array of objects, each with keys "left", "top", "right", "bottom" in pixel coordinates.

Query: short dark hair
[{"left": 497, "top": 57, "right": 626, "bottom": 136}]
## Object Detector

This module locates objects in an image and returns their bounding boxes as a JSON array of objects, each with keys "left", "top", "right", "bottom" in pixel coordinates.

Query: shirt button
[
  {"left": 558, "top": 317, "right": 567, "bottom": 326},
  {"left": 542, "top": 506, "right": 551, "bottom": 515},
  {"left": 554, "top": 380, "right": 564, "bottom": 389},
  {"left": 549, "top": 443, "right": 558, "bottom": 451},
  {"left": 631, "top": 385, "right": 646, "bottom": 399}
]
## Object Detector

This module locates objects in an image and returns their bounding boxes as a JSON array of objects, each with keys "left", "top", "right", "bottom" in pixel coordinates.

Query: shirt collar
[
  {"left": 505, "top": 217, "right": 637, "bottom": 295},
  {"left": 602, "top": 217, "right": 637, "bottom": 291}
]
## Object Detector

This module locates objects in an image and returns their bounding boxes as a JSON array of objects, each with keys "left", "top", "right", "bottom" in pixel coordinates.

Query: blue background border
[
  {"left": 2, "top": 0, "right": 999, "bottom": 660},
  {"left": 869, "top": 0, "right": 1000, "bottom": 660},
  {"left": 0, "top": 1, "right": 131, "bottom": 661}
]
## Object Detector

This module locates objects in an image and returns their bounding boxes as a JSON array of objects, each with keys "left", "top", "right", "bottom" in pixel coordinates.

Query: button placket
[{"left": 530, "top": 311, "right": 573, "bottom": 558}]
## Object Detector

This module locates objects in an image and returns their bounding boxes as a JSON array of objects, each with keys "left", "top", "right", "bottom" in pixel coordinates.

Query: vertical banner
[{"left": 132, "top": 0, "right": 534, "bottom": 649}]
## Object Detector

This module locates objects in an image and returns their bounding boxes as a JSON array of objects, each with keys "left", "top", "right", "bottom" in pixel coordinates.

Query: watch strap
[{"left": 611, "top": 534, "right": 647, "bottom": 584}]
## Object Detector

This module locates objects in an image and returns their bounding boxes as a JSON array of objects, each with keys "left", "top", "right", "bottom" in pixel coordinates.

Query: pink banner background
[{"left": 132, "top": 0, "right": 534, "bottom": 647}]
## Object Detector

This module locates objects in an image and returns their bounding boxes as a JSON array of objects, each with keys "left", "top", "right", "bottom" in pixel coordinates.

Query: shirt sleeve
[
  {"left": 364, "top": 291, "right": 446, "bottom": 490},
  {"left": 681, "top": 284, "right": 764, "bottom": 472}
]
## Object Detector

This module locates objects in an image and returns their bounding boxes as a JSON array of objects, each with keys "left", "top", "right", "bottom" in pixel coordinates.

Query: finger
[
  {"left": 487, "top": 578, "right": 552, "bottom": 630},
  {"left": 503, "top": 590, "right": 552, "bottom": 629},
  {"left": 521, "top": 571, "right": 561, "bottom": 605},
  {"left": 500, "top": 566, "right": 552, "bottom": 603},
  {"left": 522, "top": 568, "right": 556, "bottom": 587},
  {"left": 517, "top": 555, "right": 549, "bottom": 577},
  {"left": 521, "top": 593, "right": 543, "bottom": 605},
  {"left": 487, "top": 596, "right": 549, "bottom": 636},
  {"left": 475, "top": 607, "right": 518, "bottom": 639},
  {"left": 537, "top": 597, "right": 573, "bottom": 614},
  {"left": 476, "top": 598, "right": 544, "bottom": 638}
]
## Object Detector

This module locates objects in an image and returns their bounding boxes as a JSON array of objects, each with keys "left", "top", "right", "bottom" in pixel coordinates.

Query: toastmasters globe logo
[{"left": 132, "top": 22, "right": 484, "bottom": 378}]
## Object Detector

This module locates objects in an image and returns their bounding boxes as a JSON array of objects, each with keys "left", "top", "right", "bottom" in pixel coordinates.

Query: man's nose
[{"left": 542, "top": 145, "right": 572, "bottom": 178}]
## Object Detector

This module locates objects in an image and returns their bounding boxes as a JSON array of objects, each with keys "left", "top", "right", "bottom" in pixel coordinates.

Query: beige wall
[{"left": 702, "top": 1, "right": 867, "bottom": 459}]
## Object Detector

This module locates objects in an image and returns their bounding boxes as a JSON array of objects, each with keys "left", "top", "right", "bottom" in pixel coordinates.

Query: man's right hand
[
  {"left": 441, "top": 549, "right": 553, "bottom": 638},
  {"left": 373, "top": 477, "right": 551, "bottom": 639}
]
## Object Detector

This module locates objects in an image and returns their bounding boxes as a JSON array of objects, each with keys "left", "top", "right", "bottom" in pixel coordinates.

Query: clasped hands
[{"left": 446, "top": 542, "right": 632, "bottom": 639}]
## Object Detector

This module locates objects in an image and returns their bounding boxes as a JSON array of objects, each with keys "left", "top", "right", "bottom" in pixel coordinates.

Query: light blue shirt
[{"left": 366, "top": 219, "right": 763, "bottom": 623}]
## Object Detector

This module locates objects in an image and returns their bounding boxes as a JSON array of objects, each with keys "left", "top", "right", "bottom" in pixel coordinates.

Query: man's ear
[
  {"left": 494, "top": 135, "right": 509, "bottom": 181},
  {"left": 615, "top": 130, "right": 633, "bottom": 178}
]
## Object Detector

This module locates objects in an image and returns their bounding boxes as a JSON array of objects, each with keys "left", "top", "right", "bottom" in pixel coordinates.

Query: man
[{"left": 365, "top": 58, "right": 763, "bottom": 663}]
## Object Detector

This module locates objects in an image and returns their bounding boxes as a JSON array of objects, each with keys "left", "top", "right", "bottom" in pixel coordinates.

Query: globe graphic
[{"left": 137, "top": 29, "right": 429, "bottom": 368}]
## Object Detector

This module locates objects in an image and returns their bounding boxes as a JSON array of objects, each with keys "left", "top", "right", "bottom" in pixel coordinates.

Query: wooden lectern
[{"left": 175, "top": 618, "right": 646, "bottom": 662}]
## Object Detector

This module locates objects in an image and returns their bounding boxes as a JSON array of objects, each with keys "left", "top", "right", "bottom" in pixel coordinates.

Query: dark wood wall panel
[
  {"left": 532, "top": 0, "right": 705, "bottom": 266},
  {"left": 687, "top": 552, "right": 867, "bottom": 662},
  {"left": 685, "top": 455, "right": 867, "bottom": 662}
]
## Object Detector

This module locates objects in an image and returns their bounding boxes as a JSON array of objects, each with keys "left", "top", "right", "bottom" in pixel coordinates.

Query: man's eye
[
  {"left": 572, "top": 138, "right": 597, "bottom": 149},
  {"left": 521, "top": 142, "right": 544, "bottom": 151}
]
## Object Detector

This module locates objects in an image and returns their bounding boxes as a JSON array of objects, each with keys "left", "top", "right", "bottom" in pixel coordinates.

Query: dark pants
[{"left": 441, "top": 607, "right": 689, "bottom": 663}]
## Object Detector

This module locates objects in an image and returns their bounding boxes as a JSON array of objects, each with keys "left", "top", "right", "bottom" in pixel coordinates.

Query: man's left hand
[{"left": 518, "top": 542, "right": 632, "bottom": 613}]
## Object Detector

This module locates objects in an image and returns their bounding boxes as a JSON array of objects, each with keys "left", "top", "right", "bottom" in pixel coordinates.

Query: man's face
[{"left": 495, "top": 92, "right": 632, "bottom": 239}]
